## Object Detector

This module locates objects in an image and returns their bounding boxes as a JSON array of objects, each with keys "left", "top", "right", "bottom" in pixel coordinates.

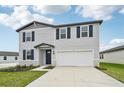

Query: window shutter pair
[
  {"left": 22, "top": 31, "right": 35, "bottom": 42},
  {"left": 56, "top": 27, "right": 71, "bottom": 39},
  {"left": 23, "top": 49, "right": 34, "bottom": 60},
  {"left": 76, "top": 25, "right": 93, "bottom": 38}
]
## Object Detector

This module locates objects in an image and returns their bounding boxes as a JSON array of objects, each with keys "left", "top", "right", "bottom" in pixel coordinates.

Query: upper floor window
[
  {"left": 81, "top": 26, "right": 88, "bottom": 37},
  {"left": 26, "top": 32, "right": 31, "bottom": 41},
  {"left": 60, "top": 28, "right": 67, "bottom": 39},
  {"left": 23, "top": 31, "right": 35, "bottom": 42},
  {"left": 56, "top": 27, "right": 71, "bottom": 40},
  {"left": 76, "top": 25, "right": 93, "bottom": 38}
]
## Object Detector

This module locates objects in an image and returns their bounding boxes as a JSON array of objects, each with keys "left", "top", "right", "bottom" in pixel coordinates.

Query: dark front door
[{"left": 46, "top": 50, "right": 51, "bottom": 64}]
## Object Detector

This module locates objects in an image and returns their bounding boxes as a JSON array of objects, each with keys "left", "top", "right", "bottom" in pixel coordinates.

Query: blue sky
[{"left": 0, "top": 5, "right": 124, "bottom": 52}]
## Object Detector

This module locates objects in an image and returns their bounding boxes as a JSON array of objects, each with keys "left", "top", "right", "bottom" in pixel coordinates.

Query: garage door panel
[{"left": 56, "top": 51, "right": 94, "bottom": 66}]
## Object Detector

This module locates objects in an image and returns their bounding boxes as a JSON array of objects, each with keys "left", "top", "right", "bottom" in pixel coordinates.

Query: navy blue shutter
[
  {"left": 32, "top": 31, "right": 35, "bottom": 41},
  {"left": 56, "top": 28, "right": 59, "bottom": 39},
  {"left": 77, "top": 26, "right": 80, "bottom": 38},
  {"left": 31, "top": 49, "right": 34, "bottom": 60},
  {"left": 23, "top": 50, "right": 26, "bottom": 60},
  {"left": 67, "top": 27, "right": 71, "bottom": 39},
  {"left": 23, "top": 32, "right": 25, "bottom": 42},
  {"left": 89, "top": 25, "right": 93, "bottom": 37}
]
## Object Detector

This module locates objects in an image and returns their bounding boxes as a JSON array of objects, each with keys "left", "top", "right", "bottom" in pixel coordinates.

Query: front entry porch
[{"left": 34, "top": 43, "right": 55, "bottom": 66}]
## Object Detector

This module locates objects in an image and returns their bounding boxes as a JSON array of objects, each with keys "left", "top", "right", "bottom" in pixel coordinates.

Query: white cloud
[
  {"left": 0, "top": 6, "right": 54, "bottom": 29},
  {"left": 109, "top": 39, "right": 124, "bottom": 44},
  {"left": 33, "top": 14, "right": 54, "bottom": 23},
  {"left": 100, "top": 39, "right": 124, "bottom": 51},
  {"left": 33, "top": 5, "right": 71, "bottom": 14},
  {"left": 0, "top": 5, "right": 71, "bottom": 29},
  {"left": 75, "top": 5, "right": 121, "bottom": 20},
  {"left": 1, "top": 5, "right": 15, "bottom": 8},
  {"left": 0, "top": 13, "right": 20, "bottom": 29}
]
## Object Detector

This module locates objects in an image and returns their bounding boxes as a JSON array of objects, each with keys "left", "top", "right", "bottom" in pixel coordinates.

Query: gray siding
[
  {"left": 101, "top": 50, "right": 124, "bottom": 64},
  {"left": 19, "top": 23, "right": 100, "bottom": 66}
]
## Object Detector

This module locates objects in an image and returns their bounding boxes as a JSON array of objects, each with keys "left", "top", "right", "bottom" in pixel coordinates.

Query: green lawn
[
  {"left": 0, "top": 71, "right": 47, "bottom": 87},
  {"left": 0, "top": 65, "right": 40, "bottom": 72},
  {"left": 99, "top": 62, "right": 124, "bottom": 83}
]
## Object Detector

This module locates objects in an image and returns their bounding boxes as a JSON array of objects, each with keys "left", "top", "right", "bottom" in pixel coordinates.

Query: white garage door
[{"left": 56, "top": 50, "right": 94, "bottom": 66}]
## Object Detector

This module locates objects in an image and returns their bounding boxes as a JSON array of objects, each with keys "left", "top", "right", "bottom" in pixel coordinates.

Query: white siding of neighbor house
[
  {"left": 101, "top": 50, "right": 124, "bottom": 64},
  {"left": 19, "top": 23, "right": 100, "bottom": 66},
  {"left": 0, "top": 56, "right": 19, "bottom": 63}
]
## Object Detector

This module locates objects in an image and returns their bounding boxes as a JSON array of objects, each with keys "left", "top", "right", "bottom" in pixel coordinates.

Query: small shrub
[
  {"left": 16, "top": 65, "right": 21, "bottom": 68},
  {"left": 29, "top": 64, "right": 33, "bottom": 67},
  {"left": 0, "top": 65, "right": 39, "bottom": 72},
  {"left": 21, "top": 65, "right": 26, "bottom": 68},
  {"left": 43, "top": 66, "right": 55, "bottom": 69}
]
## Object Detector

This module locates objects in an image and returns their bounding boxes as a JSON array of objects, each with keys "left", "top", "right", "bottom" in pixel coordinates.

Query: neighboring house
[
  {"left": 100, "top": 45, "right": 124, "bottom": 64},
  {"left": 16, "top": 20, "right": 103, "bottom": 67},
  {"left": 0, "top": 51, "right": 19, "bottom": 62}
]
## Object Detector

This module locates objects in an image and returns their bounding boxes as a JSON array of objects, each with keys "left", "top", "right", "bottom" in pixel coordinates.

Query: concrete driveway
[{"left": 27, "top": 67, "right": 124, "bottom": 87}]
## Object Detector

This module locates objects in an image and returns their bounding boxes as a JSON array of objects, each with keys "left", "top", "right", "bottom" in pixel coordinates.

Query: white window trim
[
  {"left": 26, "top": 50, "right": 32, "bottom": 60},
  {"left": 80, "top": 25, "right": 89, "bottom": 38},
  {"left": 59, "top": 28, "right": 67, "bottom": 39},
  {"left": 25, "top": 32, "right": 32, "bottom": 42}
]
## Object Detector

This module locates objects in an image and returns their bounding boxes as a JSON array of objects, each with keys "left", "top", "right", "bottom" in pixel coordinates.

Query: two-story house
[{"left": 16, "top": 20, "right": 103, "bottom": 67}]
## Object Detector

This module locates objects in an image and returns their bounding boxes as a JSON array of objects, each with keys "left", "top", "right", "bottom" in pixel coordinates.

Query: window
[
  {"left": 100, "top": 54, "right": 102, "bottom": 59},
  {"left": 23, "top": 31, "right": 35, "bottom": 42},
  {"left": 4, "top": 56, "right": 7, "bottom": 60},
  {"left": 102, "top": 54, "right": 104, "bottom": 59},
  {"left": 100, "top": 54, "right": 104, "bottom": 59},
  {"left": 23, "top": 49, "right": 34, "bottom": 60},
  {"left": 60, "top": 28, "right": 66, "bottom": 39},
  {"left": 15, "top": 56, "right": 18, "bottom": 60},
  {"left": 26, "top": 32, "right": 31, "bottom": 41},
  {"left": 27, "top": 50, "right": 32, "bottom": 60},
  {"left": 81, "top": 26, "right": 88, "bottom": 37}
]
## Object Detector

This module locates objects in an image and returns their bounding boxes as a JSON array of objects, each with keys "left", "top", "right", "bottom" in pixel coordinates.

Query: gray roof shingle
[
  {"left": 100, "top": 45, "right": 124, "bottom": 53},
  {"left": 0, "top": 51, "right": 19, "bottom": 56},
  {"left": 16, "top": 20, "right": 103, "bottom": 32}
]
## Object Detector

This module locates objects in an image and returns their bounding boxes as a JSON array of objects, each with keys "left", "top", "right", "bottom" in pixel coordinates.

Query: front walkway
[
  {"left": 27, "top": 67, "right": 124, "bottom": 87},
  {"left": 31, "top": 65, "right": 51, "bottom": 71}
]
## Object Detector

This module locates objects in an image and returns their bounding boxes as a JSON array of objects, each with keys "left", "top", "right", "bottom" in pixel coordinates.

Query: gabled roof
[
  {"left": 16, "top": 20, "right": 103, "bottom": 32},
  {"left": 34, "top": 43, "right": 55, "bottom": 48},
  {"left": 0, "top": 51, "right": 19, "bottom": 56},
  {"left": 55, "top": 20, "right": 103, "bottom": 27},
  {"left": 100, "top": 45, "right": 124, "bottom": 53},
  {"left": 16, "top": 21, "right": 55, "bottom": 32}
]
